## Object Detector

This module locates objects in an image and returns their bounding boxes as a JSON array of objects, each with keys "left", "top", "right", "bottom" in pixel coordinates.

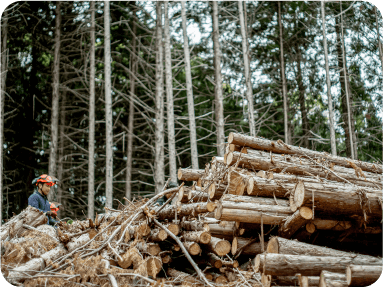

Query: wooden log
[
  {"left": 0, "top": 206, "right": 48, "bottom": 240},
  {"left": 226, "top": 170, "right": 248, "bottom": 195},
  {"left": 149, "top": 227, "right": 168, "bottom": 242},
  {"left": 254, "top": 254, "right": 381, "bottom": 276},
  {"left": 67, "top": 233, "right": 91, "bottom": 252},
  {"left": 278, "top": 207, "right": 313, "bottom": 238},
  {"left": 228, "top": 132, "right": 383, "bottom": 174},
  {"left": 145, "top": 256, "right": 162, "bottom": 278},
  {"left": 213, "top": 274, "right": 228, "bottom": 284},
  {"left": 177, "top": 186, "right": 210, "bottom": 203},
  {"left": 157, "top": 202, "right": 216, "bottom": 220},
  {"left": 346, "top": 265, "right": 382, "bottom": 286},
  {"left": 208, "top": 182, "right": 227, "bottom": 199},
  {"left": 300, "top": 276, "right": 320, "bottom": 287},
  {"left": 206, "top": 236, "right": 231, "bottom": 256},
  {"left": 167, "top": 268, "right": 204, "bottom": 286},
  {"left": 207, "top": 253, "right": 223, "bottom": 268},
  {"left": 227, "top": 143, "right": 248, "bottom": 153},
  {"left": 164, "top": 223, "right": 180, "bottom": 236},
  {"left": 222, "top": 193, "right": 289, "bottom": 207},
  {"left": 183, "top": 241, "right": 201, "bottom": 255},
  {"left": 209, "top": 221, "right": 237, "bottom": 237},
  {"left": 181, "top": 220, "right": 210, "bottom": 232},
  {"left": 221, "top": 200, "right": 293, "bottom": 215},
  {"left": 319, "top": 271, "right": 347, "bottom": 287},
  {"left": 226, "top": 151, "right": 381, "bottom": 189},
  {"left": 135, "top": 241, "right": 161, "bottom": 256},
  {"left": 178, "top": 168, "right": 205, "bottom": 181},
  {"left": 267, "top": 236, "right": 381, "bottom": 264},
  {"left": 182, "top": 230, "right": 211, "bottom": 244},
  {"left": 216, "top": 207, "right": 288, "bottom": 224},
  {"left": 6, "top": 257, "right": 45, "bottom": 284},
  {"left": 265, "top": 275, "right": 300, "bottom": 287},
  {"left": 232, "top": 237, "right": 263, "bottom": 255}
]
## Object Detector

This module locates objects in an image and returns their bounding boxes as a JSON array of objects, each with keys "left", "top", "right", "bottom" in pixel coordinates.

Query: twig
[{"left": 102, "top": 259, "right": 119, "bottom": 287}]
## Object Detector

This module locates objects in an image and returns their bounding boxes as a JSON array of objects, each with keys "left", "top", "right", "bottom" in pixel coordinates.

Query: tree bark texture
[
  {"left": 181, "top": 1, "right": 199, "bottom": 169},
  {"left": 178, "top": 168, "right": 205, "bottom": 182},
  {"left": 278, "top": 207, "right": 313, "bottom": 238},
  {"left": 104, "top": 1, "right": 113, "bottom": 208},
  {"left": 154, "top": 2, "right": 165, "bottom": 194},
  {"left": 346, "top": 265, "right": 382, "bottom": 287},
  {"left": 164, "top": 1, "right": 177, "bottom": 184},
  {"left": 319, "top": 271, "right": 347, "bottom": 287},
  {"left": 157, "top": 202, "right": 216, "bottom": 221},
  {"left": 48, "top": 1, "right": 62, "bottom": 202},
  {"left": 227, "top": 132, "right": 382, "bottom": 174}
]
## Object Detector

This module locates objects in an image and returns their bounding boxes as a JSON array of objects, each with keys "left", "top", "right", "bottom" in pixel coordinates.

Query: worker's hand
[{"left": 45, "top": 211, "right": 57, "bottom": 218}]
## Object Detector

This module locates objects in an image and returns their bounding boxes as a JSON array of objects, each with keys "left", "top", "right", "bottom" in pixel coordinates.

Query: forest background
[{"left": 0, "top": 1, "right": 382, "bottom": 222}]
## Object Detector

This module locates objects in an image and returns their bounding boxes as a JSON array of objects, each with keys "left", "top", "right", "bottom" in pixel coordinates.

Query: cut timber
[
  {"left": 40, "top": 243, "right": 67, "bottom": 264},
  {"left": 208, "top": 182, "right": 227, "bottom": 199},
  {"left": 216, "top": 207, "right": 287, "bottom": 224},
  {"left": 228, "top": 132, "right": 383, "bottom": 174},
  {"left": 226, "top": 170, "right": 247, "bottom": 195},
  {"left": 6, "top": 257, "right": 45, "bottom": 284},
  {"left": 178, "top": 186, "right": 210, "bottom": 203},
  {"left": 346, "top": 265, "right": 382, "bottom": 286},
  {"left": 149, "top": 227, "right": 168, "bottom": 241},
  {"left": 206, "top": 236, "right": 231, "bottom": 256},
  {"left": 232, "top": 237, "right": 263, "bottom": 255},
  {"left": 145, "top": 256, "right": 162, "bottom": 278},
  {"left": 0, "top": 206, "right": 48, "bottom": 240},
  {"left": 178, "top": 168, "right": 205, "bottom": 181},
  {"left": 310, "top": 219, "right": 352, "bottom": 231},
  {"left": 227, "top": 143, "right": 248, "bottom": 153},
  {"left": 300, "top": 276, "right": 320, "bottom": 287},
  {"left": 254, "top": 254, "right": 382, "bottom": 276},
  {"left": 182, "top": 230, "right": 211, "bottom": 244},
  {"left": 226, "top": 151, "right": 381, "bottom": 189},
  {"left": 167, "top": 268, "right": 204, "bottom": 286},
  {"left": 181, "top": 220, "right": 209, "bottom": 232},
  {"left": 183, "top": 241, "right": 201, "bottom": 255},
  {"left": 222, "top": 193, "right": 289, "bottom": 207},
  {"left": 267, "top": 237, "right": 381, "bottom": 264},
  {"left": 207, "top": 252, "right": 223, "bottom": 268},
  {"left": 135, "top": 241, "right": 161, "bottom": 256},
  {"left": 157, "top": 202, "right": 216, "bottom": 220},
  {"left": 67, "top": 233, "right": 91, "bottom": 252},
  {"left": 164, "top": 223, "right": 180, "bottom": 236},
  {"left": 221, "top": 201, "right": 292, "bottom": 215},
  {"left": 209, "top": 221, "right": 236, "bottom": 237},
  {"left": 319, "top": 271, "right": 347, "bottom": 287},
  {"left": 278, "top": 207, "right": 313, "bottom": 238}
]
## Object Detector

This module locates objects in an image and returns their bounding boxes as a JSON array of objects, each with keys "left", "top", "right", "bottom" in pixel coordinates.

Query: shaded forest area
[{"left": 1, "top": 1, "right": 382, "bottom": 222}]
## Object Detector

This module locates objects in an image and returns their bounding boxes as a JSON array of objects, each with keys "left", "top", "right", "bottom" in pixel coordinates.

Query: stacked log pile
[{"left": 1, "top": 132, "right": 382, "bottom": 286}]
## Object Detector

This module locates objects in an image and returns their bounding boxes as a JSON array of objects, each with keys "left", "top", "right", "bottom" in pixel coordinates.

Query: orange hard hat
[{"left": 32, "top": 174, "right": 59, "bottom": 186}]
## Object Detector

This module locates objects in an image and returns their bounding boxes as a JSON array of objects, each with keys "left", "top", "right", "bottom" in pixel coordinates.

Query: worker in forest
[{"left": 28, "top": 174, "right": 60, "bottom": 226}]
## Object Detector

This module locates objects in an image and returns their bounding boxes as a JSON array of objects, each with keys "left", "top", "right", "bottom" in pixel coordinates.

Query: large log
[
  {"left": 226, "top": 151, "right": 381, "bottom": 189},
  {"left": 220, "top": 201, "right": 293, "bottom": 215},
  {"left": 222, "top": 194, "right": 289, "bottom": 207},
  {"left": 307, "top": 219, "right": 352, "bottom": 232},
  {"left": 267, "top": 237, "right": 381, "bottom": 264},
  {"left": 278, "top": 207, "right": 313, "bottom": 238},
  {"left": 157, "top": 202, "right": 216, "bottom": 220},
  {"left": 1, "top": 206, "right": 48, "bottom": 240},
  {"left": 206, "top": 236, "right": 231, "bottom": 256},
  {"left": 254, "top": 254, "right": 381, "bottom": 276},
  {"left": 216, "top": 207, "right": 287, "bottom": 224},
  {"left": 228, "top": 132, "right": 383, "bottom": 174},
  {"left": 209, "top": 221, "right": 237, "bottom": 237},
  {"left": 182, "top": 230, "right": 211, "bottom": 244},
  {"left": 346, "top": 265, "right": 382, "bottom": 286},
  {"left": 319, "top": 271, "right": 347, "bottom": 287},
  {"left": 181, "top": 220, "right": 209, "bottom": 232},
  {"left": 183, "top": 241, "right": 201, "bottom": 255},
  {"left": 178, "top": 168, "right": 205, "bottom": 181}
]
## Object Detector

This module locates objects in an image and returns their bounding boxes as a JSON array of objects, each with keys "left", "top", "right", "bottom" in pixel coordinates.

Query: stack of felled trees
[{"left": 177, "top": 132, "right": 382, "bottom": 286}]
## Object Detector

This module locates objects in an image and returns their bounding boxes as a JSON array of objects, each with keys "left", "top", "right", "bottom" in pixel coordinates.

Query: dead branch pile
[{"left": 1, "top": 132, "right": 382, "bottom": 287}]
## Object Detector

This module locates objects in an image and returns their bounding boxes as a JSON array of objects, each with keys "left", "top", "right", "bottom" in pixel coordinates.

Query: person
[{"left": 28, "top": 174, "right": 59, "bottom": 226}]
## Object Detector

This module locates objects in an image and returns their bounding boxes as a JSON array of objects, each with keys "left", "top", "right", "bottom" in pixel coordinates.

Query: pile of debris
[{"left": 1, "top": 132, "right": 382, "bottom": 287}]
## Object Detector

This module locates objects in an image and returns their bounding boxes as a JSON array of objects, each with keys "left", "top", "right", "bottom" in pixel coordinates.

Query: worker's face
[{"left": 41, "top": 183, "right": 51, "bottom": 196}]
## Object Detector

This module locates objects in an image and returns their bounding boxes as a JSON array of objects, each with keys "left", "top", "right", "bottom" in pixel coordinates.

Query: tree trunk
[
  {"left": 154, "top": 2, "right": 165, "bottom": 194},
  {"left": 164, "top": 1, "right": 177, "bottom": 184},
  {"left": 211, "top": 1, "right": 225, "bottom": 156},
  {"left": 157, "top": 202, "right": 216, "bottom": 221},
  {"left": 296, "top": 47, "right": 309, "bottom": 148},
  {"left": 48, "top": 2, "right": 62, "bottom": 201},
  {"left": 232, "top": 237, "right": 263, "bottom": 255},
  {"left": 181, "top": 1, "right": 199, "bottom": 169},
  {"left": 208, "top": 221, "right": 237, "bottom": 237},
  {"left": 321, "top": 1, "right": 337, "bottom": 156},
  {"left": 216, "top": 207, "right": 288, "bottom": 225},
  {"left": 0, "top": 9, "right": 8, "bottom": 223},
  {"left": 278, "top": 207, "right": 313, "bottom": 238},
  {"left": 238, "top": 1, "right": 255, "bottom": 136},
  {"left": 222, "top": 194, "right": 289, "bottom": 207},
  {"left": 57, "top": 88, "right": 67, "bottom": 218},
  {"left": 376, "top": 7, "right": 383, "bottom": 75},
  {"left": 319, "top": 271, "right": 347, "bottom": 287},
  {"left": 125, "top": 13, "right": 137, "bottom": 201},
  {"left": 278, "top": 2, "right": 290, "bottom": 144},
  {"left": 88, "top": 0, "right": 96, "bottom": 219},
  {"left": 346, "top": 265, "right": 382, "bottom": 287},
  {"left": 182, "top": 230, "right": 211, "bottom": 244},
  {"left": 206, "top": 236, "right": 231, "bottom": 256},
  {"left": 300, "top": 276, "right": 320, "bottom": 287},
  {"left": 178, "top": 168, "right": 204, "bottom": 181},
  {"left": 227, "top": 132, "right": 382, "bottom": 174},
  {"left": 181, "top": 220, "right": 209, "bottom": 232},
  {"left": 104, "top": 1, "right": 113, "bottom": 208},
  {"left": 254, "top": 253, "right": 381, "bottom": 276}
]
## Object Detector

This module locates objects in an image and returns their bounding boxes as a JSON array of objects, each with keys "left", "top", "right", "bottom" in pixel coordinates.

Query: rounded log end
[
  {"left": 266, "top": 236, "right": 279, "bottom": 254},
  {"left": 161, "top": 254, "right": 172, "bottom": 264},
  {"left": 177, "top": 168, "right": 183, "bottom": 180},
  {"left": 200, "top": 232, "right": 211, "bottom": 244},
  {"left": 148, "top": 244, "right": 161, "bottom": 256},
  {"left": 215, "top": 275, "right": 228, "bottom": 284},
  {"left": 214, "top": 260, "right": 223, "bottom": 269},
  {"left": 214, "top": 204, "right": 223, "bottom": 220},
  {"left": 293, "top": 181, "right": 305, "bottom": 209},
  {"left": 228, "top": 132, "right": 234, "bottom": 144},
  {"left": 158, "top": 229, "right": 168, "bottom": 241},
  {"left": 203, "top": 223, "right": 210, "bottom": 232},
  {"left": 146, "top": 256, "right": 162, "bottom": 277},
  {"left": 207, "top": 202, "right": 217, "bottom": 212},
  {"left": 226, "top": 152, "right": 234, "bottom": 166},
  {"left": 188, "top": 242, "right": 201, "bottom": 255},
  {"left": 177, "top": 187, "right": 185, "bottom": 203},
  {"left": 233, "top": 260, "right": 239, "bottom": 268},
  {"left": 253, "top": 254, "right": 261, "bottom": 273},
  {"left": 261, "top": 273, "right": 272, "bottom": 287},
  {"left": 299, "top": 207, "right": 313, "bottom": 220},
  {"left": 209, "top": 184, "right": 216, "bottom": 199},
  {"left": 247, "top": 177, "right": 254, "bottom": 195},
  {"left": 346, "top": 266, "right": 352, "bottom": 286},
  {"left": 306, "top": 222, "right": 316, "bottom": 234},
  {"left": 231, "top": 237, "right": 238, "bottom": 255},
  {"left": 215, "top": 239, "right": 231, "bottom": 256},
  {"left": 168, "top": 224, "right": 180, "bottom": 236}
]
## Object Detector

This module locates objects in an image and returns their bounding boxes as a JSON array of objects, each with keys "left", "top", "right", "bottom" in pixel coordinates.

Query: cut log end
[
  {"left": 167, "top": 223, "right": 180, "bottom": 236},
  {"left": 306, "top": 222, "right": 316, "bottom": 234},
  {"left": 300, "top": 207, "right": 313, "bottom": 220},
  {"left": 207, "top": 202, "right": 217, "bottom": 212},
  {"left": 231, "top": 237, "right": 238, "bottom": 255},
  {"left": 247, "top": 177, "right": 254, "bottom": 195},
  {"left": 226, "top": 152, "right": 234, "bottom": 166},
  {"left": 146, "top": 256, "right": 162, "bottom": 278},
  {"left": 184, "top": 242, "right": 201, "bottom": 255},
  {"left": 293, "top": 181, "right": 305, "bottom": 209},
  {"left": 177, "top": 168, "right": 183, "bottom": 180},
  {"left": 215, "top": 240, "right": 231, "bottom": 256},
  {"left": 200, "top": 232, "right": 212, "bottom": 244},
  {"left": 266, "top": 237, "right": 279, "bottom": 254}
]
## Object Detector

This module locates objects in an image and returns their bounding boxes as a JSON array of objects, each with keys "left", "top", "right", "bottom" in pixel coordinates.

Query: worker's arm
[{"left": 28, "top": 194, "right": 44, "bottom": 212}]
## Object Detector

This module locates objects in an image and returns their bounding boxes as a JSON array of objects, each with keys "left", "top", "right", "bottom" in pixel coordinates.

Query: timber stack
[{"left": 1, "top": 132, "right": 382, "bottom": 286}]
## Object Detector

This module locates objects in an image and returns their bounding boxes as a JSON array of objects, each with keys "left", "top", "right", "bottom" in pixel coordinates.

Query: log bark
[
  {"left": 178, "top": 186, "right": 210, "bottom": 203},
  {"left": 278, "top": 207, "right": 313, "bottom": 238},
  {"left": 209, "top": 221, "right": 237, "bottom": 237},
  {"left": 184, "top": 241, "right": 201, "bottom": 255},
  {"left": 346, "top": 265, "right": 382, "bottom": 286},
  {"left": 222, "top": 194, "right": 289, "bottom": 207},
  {"left": 300, "top": 276, "right": 320, "bottom": 287},
  {"left": 181, "top": 220, "right": 209, "bottom": 232},
  {"left": 232, "top": 237, "right": 263, "bottom": 256},
  {"left": 178, "top": 168, "right": 205, "bottom": 181},
  {"left": 307, "top": 219, "right": 353, "bottom": 232},
  {"left": 208, "top": 182, "right": 228, "bottom": 199},
  {"left": 216, "top": 207, "right": 288, "bottom": 225},
  {"left": 135, "top": 241, "right": 161, "bottom": 256},
  {"left": 254, "top": 254, "right": 381, "bottom": 276},
  {"left": 207, "top": 252, "right": 223, "bottom": 268},
  {"left": 221, "top": 200, "right": 292, "bottom": 215},
  {"left": 227, "top": 132, "right": 382, "bottom": 174},
  {"left": 67, "top": 233, "right": 91, "bottom": 252},
  {"left": 157, "top": 202, "right": 216, "bottom": 220},
  {"left": 267, "top": 237, "right": 381, "bottom": 264},
  {"left": 182, "top": 230, "right": 211, "bottom": 244},
  {"left": 319, "top": 271, "right": 347, "bottom": 287},
  {"left": 6, "top": 258, "right": 45, "bottom": 284},
  {"left": 206, "top": 236, "right": 231, "bottom": 256}
]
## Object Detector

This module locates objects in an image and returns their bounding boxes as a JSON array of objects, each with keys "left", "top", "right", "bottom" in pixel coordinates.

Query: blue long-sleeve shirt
[{"left": 28, "top": 191, "right": 56, "bottom": 226}]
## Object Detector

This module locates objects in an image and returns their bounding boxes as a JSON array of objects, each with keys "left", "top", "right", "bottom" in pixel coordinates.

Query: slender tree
[
  {"left": 88, "top": 1, "right": 96, "bottom": 218},
  {"left": 56, "top": 87, "right": 66, "bottom": 218},
  {"left": 278, "top": 1, "right": 290, "bottom": 144},
  {"left": 238, "top": 1, "right": 255, "bottom": 137},
  {"left": 0, "top": 9, "right": 8, "bottom": 222},
  {"left": 154, "top": 1, "right": 165, "bottom": 193},
  {"left": 125, "top": 12, "right": 137, "bottom": 201},
  {"left": 104, "top": 1, "right": 113, "bottom": 208},
  {"left": 376, "top": 7, "right": 383, "bottom": 75},
  {"left": 181, "top": 1, "right": 199, "bottom": 169},
  {"left": 164, "top": 1, "right": 177, "bottom": 184},
  {"left": 211, "top": 1, "right": 225, "bottom": 156},
  {"left": 321, "top": 1, "right": 337, "bottom": 156},
  {"left": 48, "top": 2, "right": 61, "bottom": 201}
]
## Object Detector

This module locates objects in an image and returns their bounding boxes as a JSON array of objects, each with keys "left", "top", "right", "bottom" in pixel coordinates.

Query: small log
[
  {"left": 182, "top": 230, "right": 211, "bottom": 244},
  {"left": 300, "top": 276, "right": 320, "bottom": 287},
  {"left": 222, "top": 194, "right": 289, "bottom": 207},
  {"left": 206, "top": 236, "right": 231, "bottom": 256},
  {"left": 67, "top": 233, "right": 91, "bottom": 252},
  {"left": 164, "top": 223, "right": 180, "bottom": 236},
  {"left": 157, "top": 202, "right": 216, "bottom": 220},
  {"left": 209, "top": 221, "right": 237, "bottom": 237},
  {"left": 216, "top": 207, "right": 288, "bottom": 225},
  {"left": 181, "top": 220, "right": 210, "bottom": 232},
  {"left": 145, "top": 256, "right": 162, "bottom": 278},
  {"left": 254, "top": 254, "right": 381, "bottom": 276},
  {"left": 221, "top": 200, "right": 292, "bottom": 214},
  {"left": 184, "top": 241, "right": 201, "bottom": 255},
  {"left": 207, "top": 252, "right": 223, "bottom": 268},
  {"left": 227, "top": 132, "right": 383, "bottom": 174},
  {"left": 135, "top": 241, "right": 161, "bottom": 256},
  {"left": 7, "top": 257, "right": 45, "bottom": 284},
  {"left": 319, "top": 271, "right": 347, "bottom": 287},
  {"left": 267, "top": 237, "right": 381, "bottom": 264},
  {"left": 309, "top": 219, "right": 352, "bottom": 231},
  {"left": 161, "top": 254, "right": 172, "bottom": 264},
  {"left": 278, "top": 207, "right": 313, "bottom": 238},
  {"left": 208, "top": 182, "right": 228, "bottom": 199},
  {"left": 232, "top": 237, "right": 263, "bottom": 256},
  {"left": 213, "top": 274, "right": 228, "bottom": 284},
  {"left": 178, "top": 168, "right": 205, "bottom": 181},
  {"left": 149, "top": 227, "right": 168, "bottom": 242},
  {"left": 167, "top": 268, "right": 204, "bottom": 286},
  {"left": 346, "top": 265, "right": 382, "bottom": 286}
]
